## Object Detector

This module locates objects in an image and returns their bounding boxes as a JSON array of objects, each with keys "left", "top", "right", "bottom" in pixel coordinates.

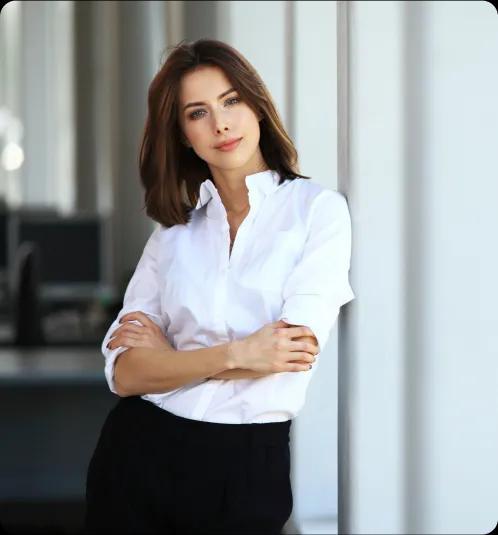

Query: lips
[{"left": 216, "top": 137, "right": 242, "bottom": 149}]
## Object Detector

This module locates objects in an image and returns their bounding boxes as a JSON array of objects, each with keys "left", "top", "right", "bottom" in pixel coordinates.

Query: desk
[
  {"left": 0, "top": 347, "right": 117, "bottom": 534},
  {"left": 0, "top": 347, "right": 105, "bottom": 385}
]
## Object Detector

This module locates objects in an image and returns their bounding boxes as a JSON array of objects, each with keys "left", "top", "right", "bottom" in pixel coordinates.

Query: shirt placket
[{"left": 190, "top": 193, "right": 261, "bottom": 421}]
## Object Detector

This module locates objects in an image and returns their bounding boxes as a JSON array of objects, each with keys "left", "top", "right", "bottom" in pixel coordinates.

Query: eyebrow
[{"left": 183, "top": 87, "right": 236, "bottom": 112}]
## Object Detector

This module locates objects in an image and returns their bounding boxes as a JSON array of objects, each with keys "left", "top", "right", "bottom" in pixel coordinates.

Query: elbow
[
  {"left": 113, "top": 351, "right": 133, "bottom": 397},
  {"left": 113, "top": 371, "right": 131, "bottom": 397},
  {"left": 114, "top": 379, "right": 131, "bottom": 398}
]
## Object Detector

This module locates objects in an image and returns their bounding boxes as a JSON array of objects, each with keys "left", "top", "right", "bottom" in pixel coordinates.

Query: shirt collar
[{"left": 195, "top": 169, "right": 283, "bottom": 219}]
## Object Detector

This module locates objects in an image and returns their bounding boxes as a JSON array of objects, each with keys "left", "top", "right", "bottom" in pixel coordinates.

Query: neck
[
  {"left": 210, "top": 159, "right": 269, "bottom": 213},
  {"left": 227, "top": 202, "right": 250, "bottom": 218}
]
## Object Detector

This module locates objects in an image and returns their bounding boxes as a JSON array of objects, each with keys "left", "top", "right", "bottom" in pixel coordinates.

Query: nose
[{"left": 212, "top": 108, "right": 230, "bottom": 134}]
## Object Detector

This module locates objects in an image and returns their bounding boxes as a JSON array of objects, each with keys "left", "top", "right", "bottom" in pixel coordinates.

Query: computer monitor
[{"left": 8, "top": 210, "right": 114, "bottom": 302}]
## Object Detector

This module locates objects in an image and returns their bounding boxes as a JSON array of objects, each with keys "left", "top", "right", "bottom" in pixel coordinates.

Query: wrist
[{"left": 226, "top": 339, "right": 244, "bottom": 370}]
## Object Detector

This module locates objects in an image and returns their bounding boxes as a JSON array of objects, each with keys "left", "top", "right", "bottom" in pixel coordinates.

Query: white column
[
  {"left": 166, "top": 1, "right": 185, "bottom": 49},
  {"left": 293, "top": 1, "right": 343, "bottom": 534},
  {"left": 113, "top": 1, "right": 168, "bottom": 283},
  {"left": 340, "top": 1, "right": 498, "bottom": 533},
  {"left": 19, "top": 1, "right": 51, "bottom": 207},
  {"left": 92, "top": 1, "right": 119, "bottom": 219},
  {"left": 48, "top": 0, "right": 76, "bottom": 215},
  {"left": 402, "top": 2, "right": 498, "bottom": 533},
  {"left": 339, "top": 2, "right": 406, "bottom": 533}
]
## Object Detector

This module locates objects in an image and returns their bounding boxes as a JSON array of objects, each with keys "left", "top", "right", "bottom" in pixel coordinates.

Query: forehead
[{"left": 179, "top": 65, "right": 232, "bottom": 103}]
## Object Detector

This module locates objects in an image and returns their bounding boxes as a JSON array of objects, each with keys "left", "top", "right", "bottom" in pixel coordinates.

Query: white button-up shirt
[{"left": 101, "top": 169, "right": 355, "bottom": 423}]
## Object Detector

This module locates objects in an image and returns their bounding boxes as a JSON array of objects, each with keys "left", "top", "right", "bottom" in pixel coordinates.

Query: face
[{"left": 178, "top": 65, "right": 265, "bottom": 175}]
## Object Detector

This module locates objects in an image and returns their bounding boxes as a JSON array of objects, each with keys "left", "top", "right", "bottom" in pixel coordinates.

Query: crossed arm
[
  {"left": 109, "top": 314, "right": 318, "bottom": 383},
  {"left": 208, "top": 323, "right": 318, "bottom": 380}
]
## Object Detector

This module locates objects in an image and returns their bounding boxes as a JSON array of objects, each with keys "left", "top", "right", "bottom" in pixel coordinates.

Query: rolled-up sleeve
[
  {"left": 278, "top": 189, "right": 355, "bottom": 353},
  {"left": 101, "top": 225, "right": 168, "bottom": 394}
]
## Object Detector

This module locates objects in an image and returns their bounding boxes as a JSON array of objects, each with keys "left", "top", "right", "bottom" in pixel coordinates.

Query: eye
[
  {"left": 225, "top": 96, "right": 240, "bottom": 106},
  {"left": 188, "top": 96, "right": 241, "bottom": 120},
  {"left": 189, "top": 109, "right": 204, "bottom": 120}
]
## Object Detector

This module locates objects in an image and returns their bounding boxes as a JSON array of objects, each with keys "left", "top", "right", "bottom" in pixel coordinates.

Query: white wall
[{"left": 342, "top": 1, "right": 498, "bottom": 533}]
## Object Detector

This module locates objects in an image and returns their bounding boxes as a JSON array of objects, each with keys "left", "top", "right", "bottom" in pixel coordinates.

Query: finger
[
  {"left": 107, "top": 337, "right": 128, "bottom": 350},
  {"left": 107, "top": 339, "right": 136, "bottom": 351},
  {"left": 107, "top": 334, "right": 142, "bottom": 349},
  {"left": 277, "top": 324, "right": 316, "bottom": 339},
  {"left": 119, "top": 311, "right": 156, "bottom": 329},
  {"left": 285, "top": 362, "right": 312, "bottom": 372},
  {"left": 289, "top": 340, "right": 319, "bottom": 356},
  {"left": 288, "top": 352, "right": 315, "bottom": 363},
  {"left": 113, "top": 324, "right": 147, "bottom": 337},
  {"left": 276, "top": 320, "right": 313, "bottom": 335},
  {"left": 109, "top": 325, "right": 131, "bottom": 338}
]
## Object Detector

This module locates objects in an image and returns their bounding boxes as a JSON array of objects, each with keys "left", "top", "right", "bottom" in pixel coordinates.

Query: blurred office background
[{"left": 0, "top": 1, "right": 497, "bottom": 534}]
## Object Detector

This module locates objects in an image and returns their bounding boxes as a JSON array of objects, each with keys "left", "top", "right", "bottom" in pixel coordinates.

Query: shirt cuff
[
  {"left": 101, "top": 318, "right": 132, "bottom": 395},
  {"left": 103, "top": 345, "right": 129, "bottom": 395}
]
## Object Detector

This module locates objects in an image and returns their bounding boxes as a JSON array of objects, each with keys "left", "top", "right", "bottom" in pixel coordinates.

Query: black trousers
[{"left": 84, "top": 396, "right": 293, "bottom": 534}]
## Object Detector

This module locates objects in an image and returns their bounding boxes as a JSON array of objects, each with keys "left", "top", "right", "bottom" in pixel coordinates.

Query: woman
[{"left": 84, "top": 38, "right": 355, "bottom": 534}]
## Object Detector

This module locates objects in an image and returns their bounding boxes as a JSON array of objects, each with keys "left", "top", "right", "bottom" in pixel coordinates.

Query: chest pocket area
[
  {"left": 157, "top": 239, "right": 210, "bottom": 319},
  {"left": 244, "top": 229, "right": 305, "bottom": 292}
]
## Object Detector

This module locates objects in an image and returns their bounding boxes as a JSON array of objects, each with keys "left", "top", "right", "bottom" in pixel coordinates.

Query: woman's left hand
[{"left": 106, "top": 311, "right": 175, "bottom": 352}]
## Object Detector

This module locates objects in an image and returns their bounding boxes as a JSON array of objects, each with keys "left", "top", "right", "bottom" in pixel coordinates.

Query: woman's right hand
[{"left": 228, "top": 320, "right": 319, "bottom": 373}]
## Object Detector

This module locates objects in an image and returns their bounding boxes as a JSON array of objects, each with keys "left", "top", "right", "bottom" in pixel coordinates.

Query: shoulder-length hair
[{"left": 138, "top": 38, "right": 311, "bottom": 228}]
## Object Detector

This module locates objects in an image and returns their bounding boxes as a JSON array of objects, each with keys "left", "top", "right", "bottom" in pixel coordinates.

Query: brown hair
[{"left": 138, "top": 38, "right": 311, "bottom": 228}]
